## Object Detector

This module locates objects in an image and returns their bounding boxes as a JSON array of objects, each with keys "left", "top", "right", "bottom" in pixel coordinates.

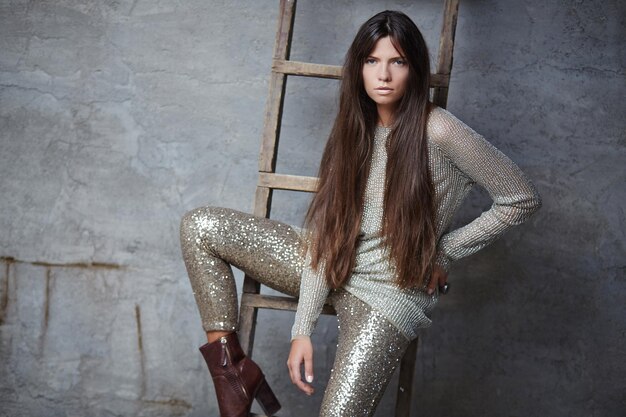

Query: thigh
[
  {"left": 319, "top": 290, "right": 410, "bottom": 417},
  {"left": 183, "top": 205, "right": 305, "bottom": 297}
]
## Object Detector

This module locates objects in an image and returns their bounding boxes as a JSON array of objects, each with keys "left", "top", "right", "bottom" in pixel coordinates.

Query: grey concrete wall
[{"left": 0, "top": 0, "right": 624, "bottom": 416}]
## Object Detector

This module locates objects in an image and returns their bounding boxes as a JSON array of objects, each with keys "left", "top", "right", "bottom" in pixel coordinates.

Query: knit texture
[{"left": 291, "top": 106, "right": 542, "bottom": 341}]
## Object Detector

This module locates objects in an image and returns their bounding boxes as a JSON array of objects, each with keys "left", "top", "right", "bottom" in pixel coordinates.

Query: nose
[{"left": 378, "top": 63, "right": 390, "bottom": 81}]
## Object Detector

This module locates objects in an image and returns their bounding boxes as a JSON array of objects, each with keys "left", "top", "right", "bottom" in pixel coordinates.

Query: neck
[{"left": 376, "top": 104, "right": 396, "bottom": 127}]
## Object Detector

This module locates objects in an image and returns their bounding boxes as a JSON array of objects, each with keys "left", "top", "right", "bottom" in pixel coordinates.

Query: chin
[{"left": 374, "top": 98, "right": 400, "bottom": 107}]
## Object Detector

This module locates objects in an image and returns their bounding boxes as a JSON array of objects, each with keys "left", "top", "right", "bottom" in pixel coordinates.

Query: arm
[
  {"left": 290, "top": 246, "right": 330, "bottom": 340},
  {"left": 287, "top": 244, "right": 330, "bottom": 395},
  {"left": 429, "top": 107, "right": 542, "bottom": 268}
]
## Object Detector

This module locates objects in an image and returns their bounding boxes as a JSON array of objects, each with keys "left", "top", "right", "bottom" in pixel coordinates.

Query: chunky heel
[{"left": 255, "top": 378, "right": 281, "bottom": 416}]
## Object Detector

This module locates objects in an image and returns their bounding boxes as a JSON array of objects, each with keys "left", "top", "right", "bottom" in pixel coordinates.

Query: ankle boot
[{"left": 199, "top": 332, "right": 281, "bottom": 417}]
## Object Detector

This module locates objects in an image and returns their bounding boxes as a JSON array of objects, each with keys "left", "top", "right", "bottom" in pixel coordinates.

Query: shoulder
[
  {"left": 426, "top": 104, "right": 474, "bottom": 139},
  {"left": 426, "top": 104, "right": 482, "bottom": 150}
]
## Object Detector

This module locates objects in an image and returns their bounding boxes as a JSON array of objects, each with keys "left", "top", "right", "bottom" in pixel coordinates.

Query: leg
[
  {"left": 179, "top": 205, "right": 305, "bottom": 417},
  {"left": 180, "top": 205, "right": 304, "bottom": 334},
  {"left": 320, "top": 289, "right": 411, "bottom": 417}
]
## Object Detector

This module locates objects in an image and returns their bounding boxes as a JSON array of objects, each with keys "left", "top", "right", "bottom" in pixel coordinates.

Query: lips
[{"left": 373, "top": 87, "right": 394, "bottom": 96}]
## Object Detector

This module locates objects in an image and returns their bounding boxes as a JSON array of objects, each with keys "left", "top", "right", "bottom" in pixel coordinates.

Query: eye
[
  {"left": 394, "top": 59, "right": 406, "bottom": 66},
  {"left": 365, "top": 58, "right": 377, "bottom": 65}
]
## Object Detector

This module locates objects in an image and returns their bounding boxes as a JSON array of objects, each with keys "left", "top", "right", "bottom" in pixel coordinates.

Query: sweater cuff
[
  {"left": 290, "top": 334, "right": 311, "bottom": 342},
  {"left": 436, "top": 249, "right": 452, "bottom": 272},
  {"left": 291, "top": 321, "right": 315, "bottom": 341}
]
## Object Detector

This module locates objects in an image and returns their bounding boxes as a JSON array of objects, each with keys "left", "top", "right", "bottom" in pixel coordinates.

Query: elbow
[
  {"left": 515, "top": 188, "right": 542, "bottom": 223},
  {"left": 534, "top": 193, "right": 542, "bottom": 213},
  {"left": 528, "top": 186, "right": 542, "bottom": 216},
  {"left": 494, "top": 188, "right": 542, "bottom": 226},
  {"left": 515, "top": 180, "right": 543, "bottom": 219}
]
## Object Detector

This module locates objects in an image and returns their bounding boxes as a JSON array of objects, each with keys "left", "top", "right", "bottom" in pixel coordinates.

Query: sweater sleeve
[
  {"left": 428, "top": 107, "right": 542, "bottom": 268},
  {"left": 290, "top": 245, "right": 330, "bottom": 340}
]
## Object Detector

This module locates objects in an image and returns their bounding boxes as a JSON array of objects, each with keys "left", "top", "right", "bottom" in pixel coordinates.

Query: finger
[
  {"left": 288, "top": 357, "right": 314, "bottom": 395},
  {"left": 304, "top": 351, "right": 314, "bottom": 384},
  {"left": 295, "top": 377, "right": 314, "bottom": 395},
  {"left": 288, "top": 357, "right": 301, "bottom": 387},
  {"left": 427, "top": 271, "right": 438, "bottom": 294},
  {"left": 287, "top": 359, "right": 294, "bottom": 383}
]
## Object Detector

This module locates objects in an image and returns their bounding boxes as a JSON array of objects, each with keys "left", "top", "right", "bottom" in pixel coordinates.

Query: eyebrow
[{"left": 366, "top": 55, "right": 406, "bottom": 60}]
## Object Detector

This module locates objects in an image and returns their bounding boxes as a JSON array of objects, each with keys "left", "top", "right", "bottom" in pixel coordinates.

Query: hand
[
  {"left": 287, "top": 336, "right": 315, "bottom": 396},
  {"left": 427, "top": 264, "right": 448, "bottom": 295}
]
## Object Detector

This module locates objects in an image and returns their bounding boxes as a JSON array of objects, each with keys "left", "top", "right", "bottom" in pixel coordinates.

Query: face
[{"left": 362, "top": 36, "right": 410, "bottom": 114}]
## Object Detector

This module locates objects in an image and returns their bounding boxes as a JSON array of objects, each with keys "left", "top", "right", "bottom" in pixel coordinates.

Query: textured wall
[{"left": 0, "top": 0, "right": 624, "bottom": 416}]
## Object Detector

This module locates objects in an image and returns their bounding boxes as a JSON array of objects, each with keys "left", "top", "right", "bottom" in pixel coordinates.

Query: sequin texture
[
  {"left": 180, "top": 206, "right": 305, "bottom": 332},
  {"left": 319, "top": 289, "right": 410, "bottom": 417}
]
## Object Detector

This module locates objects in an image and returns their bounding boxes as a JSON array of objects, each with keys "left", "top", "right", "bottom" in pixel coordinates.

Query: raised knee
[{"left": 180, "top": 205, "right": 222, "bottom": 240}]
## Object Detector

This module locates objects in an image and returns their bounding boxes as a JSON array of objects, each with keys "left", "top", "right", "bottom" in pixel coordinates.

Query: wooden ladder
[{"left": 240, "top": 1, "right": 460, "bottom": 415}]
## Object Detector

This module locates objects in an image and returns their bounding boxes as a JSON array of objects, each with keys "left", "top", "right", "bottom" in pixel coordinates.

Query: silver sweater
[{"left": 291, "top": 106, "right": 542, "bottom": 341}]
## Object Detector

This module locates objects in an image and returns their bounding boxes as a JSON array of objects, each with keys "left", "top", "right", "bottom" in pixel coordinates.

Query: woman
[{"left": 180, "top": 10, "right": 541, "bottom": 417}]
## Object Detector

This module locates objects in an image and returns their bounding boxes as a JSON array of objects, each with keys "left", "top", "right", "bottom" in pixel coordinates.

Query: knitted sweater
[{"left": 291, "top": 106, "right": 542, "bottom": 341}]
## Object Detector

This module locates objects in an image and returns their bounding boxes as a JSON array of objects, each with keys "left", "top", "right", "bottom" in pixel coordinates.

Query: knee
[{"left": 179, "top": 205, "right": 223, "bottom": 242}]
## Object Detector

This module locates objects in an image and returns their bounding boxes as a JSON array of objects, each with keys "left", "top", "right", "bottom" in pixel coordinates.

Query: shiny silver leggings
[{"left": 180, "top": 206, "right": 410, "bottom": 416}]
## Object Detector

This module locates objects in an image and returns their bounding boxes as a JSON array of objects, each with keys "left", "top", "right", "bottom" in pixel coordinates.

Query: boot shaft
[
  {"left": 198, "top": 332, "right": 280, "bottom": 416},
  {"left": 200, "top": 332, "right": 245, "bottom": 373}
]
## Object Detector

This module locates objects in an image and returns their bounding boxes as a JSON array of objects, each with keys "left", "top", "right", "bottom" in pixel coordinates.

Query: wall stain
[
  {"left": 0, "top": 258, "right": 12, "bottom": 324},
  {"left": 0, "top": 256, "right": 123, "bottom": 270},
  {"left": 44, "top": 268, "right": 51, "bottom": 331},
  {"left": 0, "top": 257, "right": 120, "bottom": 328},
  {"left": 31, "top": 261, "right": 122, "bottom": 270},
  {"left": 143, "top": 398, "right": 192, "bottom": 409},
  {"left": 39, "top": 267, "right": 52, "bottom": 352},
  {"left": 135, "top": 304, "right": 146, "bottom": 399}
]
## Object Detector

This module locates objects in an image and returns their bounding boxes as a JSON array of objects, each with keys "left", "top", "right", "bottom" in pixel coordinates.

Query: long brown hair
[{"left": 303, "top": 10, "right": 437, "bottom": 289}]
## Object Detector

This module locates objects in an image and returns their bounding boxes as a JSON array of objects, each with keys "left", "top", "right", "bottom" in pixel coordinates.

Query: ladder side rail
[{"left": 240, "top": 0, "right": 298, "bottom": 357}]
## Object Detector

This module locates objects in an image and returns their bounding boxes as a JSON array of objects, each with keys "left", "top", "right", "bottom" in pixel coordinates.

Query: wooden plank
[
  {"left": 258, "top": 72, "right": 288, "bottom": 173},
  {"left": 240, "top": 186, "right": 273, "bottom": 355},
  {"left": 238, "top": 305, "right": 258, "bottom": 356},
  {"left": 273, "top": 59, "right": 342, "bottom": 79},
  {"left": 431, "top": 73, "right": 451, "bottom": 89},
  {"left": 242, "top": 293, "right": 299, "bottom": 310},
  {"left": 436, "top": 0, "right": 461, "bottom": 76},
  {"left": 253, "top": 186, "right": 273, "bottom": 218},
  {"left": 432, "top": 0, "right": 460, "bottom": 108},
  {"left": 258, "top": 172, "right": 319, "bottom": 192},
  {"left": 395, "top": 338, "right": 419, "bottom": 417},
  {"left": 242, "top": 293, "right": 336, "bottom": 315},
  {"left": 243, "top": 0, "right": 297, "bottom": 356},
  {"left": 273, "top": 59, "right": 450, "bottom": 87},
  {"left": 239, "top": 275, "right": 260, "bottom": 356},
  {"left": 258, "top": 0, "right": 297, "bottom": 173}
]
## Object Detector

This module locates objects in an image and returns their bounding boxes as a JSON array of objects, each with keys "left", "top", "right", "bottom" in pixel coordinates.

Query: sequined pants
[{"left": 180, "top": 206, "right": 410, "bottom": 416}]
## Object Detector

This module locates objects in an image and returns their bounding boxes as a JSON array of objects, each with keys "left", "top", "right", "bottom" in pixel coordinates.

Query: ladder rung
[
  {"left": 241, "top": 293, "right": 336, "bottom": 315},
  {"left": 258, "top": 172, "right": 318, "bottom": 192},
  {"left": 273, "top": 59, "right": 341, "bottom": 79},
  {"left": 242, "top": 293, "right": 298, "bottom": 310},
  {"left": 272, "top": 59, "right": 450, "bottom": 87}
]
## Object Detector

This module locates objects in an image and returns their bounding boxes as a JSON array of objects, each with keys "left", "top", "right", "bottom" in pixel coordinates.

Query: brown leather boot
[{"left": 199, "top": 332, "right": 281, "bottom": 417}]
